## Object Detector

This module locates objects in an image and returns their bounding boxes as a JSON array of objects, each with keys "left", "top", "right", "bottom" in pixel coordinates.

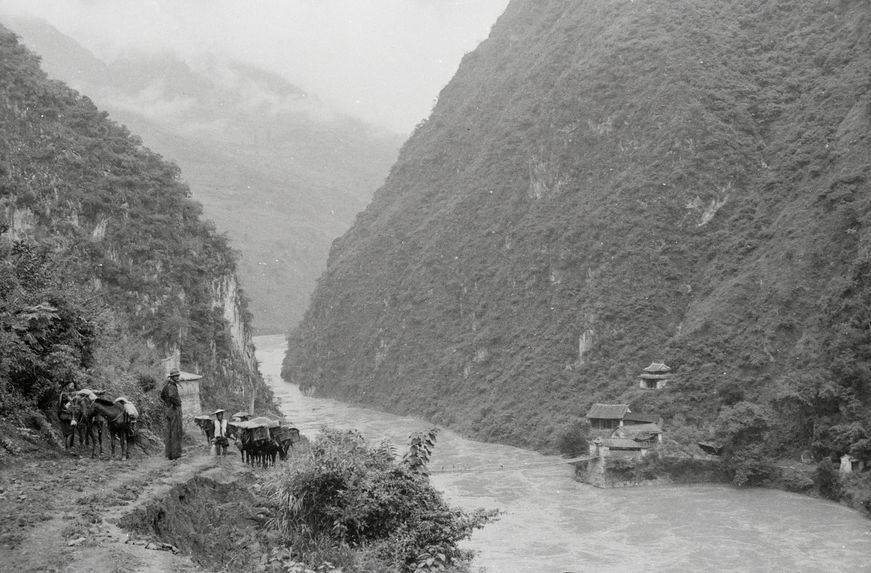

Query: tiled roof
[
  {"left": 623, "top": 412, "right": 659, "bottom": 423},
  {"left": 586, "top": 403, "right": 630, "bottom": 419},
  {"left": 621, "top": 423, "right": 661, "bottom": 434},
  {"left": 643, "top": 362, "right": 671, "bottom": 373}
]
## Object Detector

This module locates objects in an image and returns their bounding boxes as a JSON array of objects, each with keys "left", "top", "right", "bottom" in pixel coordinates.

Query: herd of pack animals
[
  {"left": 193, "top": 413, "right": 300, "bottom": 468},
  {"left": 57, "top": 389, "right": 300, "bottom": 467}
]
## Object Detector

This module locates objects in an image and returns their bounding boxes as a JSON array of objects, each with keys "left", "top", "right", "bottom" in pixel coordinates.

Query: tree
[
  {"left": 556, "top": 420, "right": 590, "bottom": 457},
  {"left": 714, "top": 401, "right": 774, "bottom": 486}
]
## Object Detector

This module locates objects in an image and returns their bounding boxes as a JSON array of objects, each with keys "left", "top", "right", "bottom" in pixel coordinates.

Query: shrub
[
  {"left": 714, "top": 402, "right": 775, "bottom": 486},
  {"left": 556, "top": 420, "right": 590, "bottom": 457},
  {"left": 266, "top": 427, "right": 497, "bottom": 572},
  {"left": 840, "top": 471, "right": 871, "bottom": 516},
  {"left": 814, "top": 458, "right": 843, "bottom": 500},
  {"left": 727, "top": 448, "right": 775, "bottom": 487},
  {"left": 778, "top": 467, "right": 815, "bottom": 493}
]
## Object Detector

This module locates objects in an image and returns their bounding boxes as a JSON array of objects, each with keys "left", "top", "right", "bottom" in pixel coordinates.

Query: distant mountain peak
[{"left": 2, "top": 14, "right": 402, "bottom": 333}]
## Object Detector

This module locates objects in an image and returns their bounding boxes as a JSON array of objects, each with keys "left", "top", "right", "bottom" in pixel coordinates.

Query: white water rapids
[{"left": 255, "top": 334, "right": 871, "bottom": 572}]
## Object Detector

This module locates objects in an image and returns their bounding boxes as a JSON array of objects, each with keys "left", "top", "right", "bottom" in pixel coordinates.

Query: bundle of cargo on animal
[
  {"left": 226, "top": 412, "right": 249, "bottom": 441},
  {"left": 57, "top": 385, "right": 97, "bottom": 451},
  {"left": 271, "top": 424, "right": 301, "bottom": 460},
  {"left": 231, "top": 411, "right": 250, "bottom": 422},
  {"left": 64, "top": 389, "right": 139, "bottom": 460},
  {"left": 234, "top": 416, "right": 300, "bottom": 468}
]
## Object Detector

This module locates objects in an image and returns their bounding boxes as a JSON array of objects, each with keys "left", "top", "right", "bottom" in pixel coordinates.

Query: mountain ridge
[
  {"left": 4, "top": 15, "right": 402, "bottom": 332},
  {"left": 0, "top": 23, "right": 276, "bottom": 426},
  {"left": 284, "top": 0, "right": 871, "bottom": 488}
]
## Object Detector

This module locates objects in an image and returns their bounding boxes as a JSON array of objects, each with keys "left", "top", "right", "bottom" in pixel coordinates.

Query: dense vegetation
[
  {"left": 265, "top": 428, "right": 495, "bottom": 572},
  {"left": 285, "top": 0, "right": 871, "bottom": 507},
  {"left": 6, "top": 16, "right": 402, "bottom": 333},
  {"left": 0, "top": 25, "right": 274, "bottom": 445}
]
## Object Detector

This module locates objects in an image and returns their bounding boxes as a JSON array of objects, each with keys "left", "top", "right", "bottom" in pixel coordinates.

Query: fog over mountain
[
  {"left": 0, "top": 0, "right": 510, "bottom": 133},
  {"left": 0, "top": 1, "right": 510, "bottom": 332},
  {"left": 3, "top": 15, "right": 407, "bottom": 332}
]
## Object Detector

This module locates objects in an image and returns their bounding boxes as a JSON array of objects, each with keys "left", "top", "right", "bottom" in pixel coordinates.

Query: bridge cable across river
[{"left": 429, "top": 455, "right": 595, "bottom": 475}]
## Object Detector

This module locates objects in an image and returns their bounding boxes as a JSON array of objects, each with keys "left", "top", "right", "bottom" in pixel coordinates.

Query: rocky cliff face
[
  {"left": 211, "top": 274, "right": 257, "bottom": 374},
  {"left": 284, "top": 0, "right": 871, "bottom": 459},
  {"left": 4, "top": 16, "right": 401, "bottom": 333},
  {"left": 0, "top": 25, "right": 272, "bottom": 415}
]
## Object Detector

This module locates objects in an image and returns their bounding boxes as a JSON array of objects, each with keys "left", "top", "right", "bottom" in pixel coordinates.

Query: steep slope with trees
[
  {"left": 0, "top": 25, "right": 275, "bottom": 445},
  {"left": 284, "top": 0, "right": 871, "bottom": 498},
  {"left": 4, "top": 16, "right": 402, "bottom": 333}
]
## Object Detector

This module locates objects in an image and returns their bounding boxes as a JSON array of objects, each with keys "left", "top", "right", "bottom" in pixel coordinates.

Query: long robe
[{"left": 160, "top": 379, "right": 183, "bottom": 460}]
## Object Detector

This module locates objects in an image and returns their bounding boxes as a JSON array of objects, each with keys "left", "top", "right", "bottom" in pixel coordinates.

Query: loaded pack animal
[
  {"left": 234, "top": 424, "right": 256, "bottom": 466},
  {"left": 69, "top": 394, "right": 105, "bottom": 458},
  {"left": 272, "top": 425, "right": 301, "bottom": 461},
  {"left": 194, "top": 415, "right": 215, "bottom": 445},
  {"left": 234, "top": 419, "right": 299, "bottom": 468},
  {"left": 74, "top": 396, "right": 137, "bottom": 460},
  {"left": 234, "top": 422, "right": 269, "bottom": 467}
]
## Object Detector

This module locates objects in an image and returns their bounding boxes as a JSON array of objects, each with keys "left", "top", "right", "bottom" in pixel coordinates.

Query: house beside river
[{"left": 580, "top": 403, "right": 665, "bottom": 487}]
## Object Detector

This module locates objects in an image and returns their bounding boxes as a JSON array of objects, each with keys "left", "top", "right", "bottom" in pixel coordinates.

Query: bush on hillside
[
  {"left": 840, "top": 471, "right": 871, "bottom": 516},
  {"left": 0, "top": 240, "right": 97, "bottom": 414},
  {"left": 714, "top": 402, "right": 776, "bottom": 486},
  {"left": 813, "top": 458, "right": 844, "bottom": 501},
  {"left": 266, "top": 428, "right": 497, "bottom": 572},
  {"left": 556, "top": 420, "right": 590, "bottom": 457}
]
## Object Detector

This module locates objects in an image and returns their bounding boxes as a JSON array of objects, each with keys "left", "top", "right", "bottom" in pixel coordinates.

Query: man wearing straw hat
[
  {"left": 160, "top": 368, "right": 183, "bottom": 460},
  {"left": 213, "top": 409, "right": 229, "bottom": 456}
]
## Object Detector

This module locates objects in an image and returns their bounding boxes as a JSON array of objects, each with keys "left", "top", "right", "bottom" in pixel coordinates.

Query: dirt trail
[{"left": 0, "top": 445, "right": 246, "bottom": 573}]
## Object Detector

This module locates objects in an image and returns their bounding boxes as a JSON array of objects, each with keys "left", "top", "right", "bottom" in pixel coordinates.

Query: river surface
[{"left": 255, "top": 334, "right": 871, "bottom": 572}]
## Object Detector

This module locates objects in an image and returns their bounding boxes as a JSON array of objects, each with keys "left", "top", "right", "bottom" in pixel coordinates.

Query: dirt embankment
[{"left": 0, "top": 443, "right": 273, "bottom": 573}]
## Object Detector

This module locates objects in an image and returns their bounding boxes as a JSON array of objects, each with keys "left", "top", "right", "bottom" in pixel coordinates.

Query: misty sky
[{"left": 0, "top": 0, "right": 509, "bottom": 133}]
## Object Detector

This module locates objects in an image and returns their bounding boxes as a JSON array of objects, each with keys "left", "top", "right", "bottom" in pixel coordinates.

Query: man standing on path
[
  {"left": 160, "top": 368, "right": 183, "bottom": 460},
  {"left": 213, "top": 409, "right": 229, "bottom": 456}
]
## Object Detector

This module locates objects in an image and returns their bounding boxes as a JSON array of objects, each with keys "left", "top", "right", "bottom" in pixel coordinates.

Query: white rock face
[
  {"left": 211, "top": 273, "right": 258, "bottom": 373},
  {"left": 1, "top": 205, "right": 36, "bottom": 240}
]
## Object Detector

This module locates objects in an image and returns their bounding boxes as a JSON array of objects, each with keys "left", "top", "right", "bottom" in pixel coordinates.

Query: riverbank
[
  {"left": 257, "top": 335, "right": 871, "bottom": 572},
  {"left": 573, "top": 450, "right": 871, "bottom": 520},
  {"left": 574, "top": 453, "right": 729, "bottom": 489}
]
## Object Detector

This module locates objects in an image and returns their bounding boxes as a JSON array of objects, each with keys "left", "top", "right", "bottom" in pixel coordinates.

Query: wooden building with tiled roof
[
  {"left": 585, "top": 403, "right": 630, "bottom": 430},
  {"left": 639, "top": 361, "right": 672, "bottom": 389}
]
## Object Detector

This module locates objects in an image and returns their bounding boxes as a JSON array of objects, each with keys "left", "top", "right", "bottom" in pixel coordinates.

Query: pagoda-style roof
[
  {"left": 640, "top": 373, "right": 671, "bottom": 380},
  {"left": 586, "top": 403, "right": 630, "bottom": 420},
  {"left": 643, "top": 362, "right": 671, "bottom": 373}
]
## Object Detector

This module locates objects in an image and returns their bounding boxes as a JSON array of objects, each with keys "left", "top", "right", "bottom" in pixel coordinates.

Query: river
[{"left": 255, "top": 334, "right": 871, "bottom": 572}]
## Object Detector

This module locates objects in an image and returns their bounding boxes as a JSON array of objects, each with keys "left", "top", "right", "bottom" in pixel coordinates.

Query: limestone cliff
[{"left": 0, "top": 25, "right": 273, "bottom": 416}]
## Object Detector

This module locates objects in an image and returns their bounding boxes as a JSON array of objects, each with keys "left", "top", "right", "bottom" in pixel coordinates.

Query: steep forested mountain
[
  {"left": 0, "top": 25, "right": 273, "bottom": 428},
  {"left": 5, "top": 17, "right": 402, "bottom": 333},
  {"left": 285, "top": 0, "right": 871, "bottom": 478}
]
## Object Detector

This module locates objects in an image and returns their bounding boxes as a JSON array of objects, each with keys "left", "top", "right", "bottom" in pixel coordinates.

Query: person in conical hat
[{"left": 213, "top": 409, "right": 229, "bottom": 456}]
